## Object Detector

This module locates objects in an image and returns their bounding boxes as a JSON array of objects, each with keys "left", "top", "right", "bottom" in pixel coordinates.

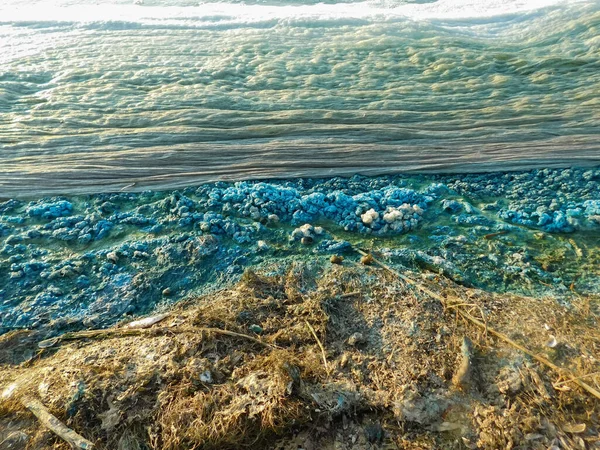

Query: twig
[
  {"left": 483, "top": 230, "right": 509, "bottom": 240},
  {"left": 305, "top": 320, "right": 329, "bottom": 374},
  {"left": 554, "top": 371, "right": 600, "bottom": 387},
  {"left": 340, "top": 291, "right": 361, "bottom": 298},
  {"left": 20, "top": 396, "right": 94, "bottom": 449},
  {"left": 353, "top": 247, "right": 444, "bottom": 301},
  {"left": 445, "top": 301, "right": 488, "bottom": 339},
  {"left": 350, "top": 244, "right": 600, "bottom": 402},
  {"left": 38, "top": 326, "right": 274, "bottom": 349}
]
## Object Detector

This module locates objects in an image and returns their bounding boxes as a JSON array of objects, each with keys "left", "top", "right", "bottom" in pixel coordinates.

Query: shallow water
[
  {"left": 1, "top": 168, "right": 599, "bottom": 332},
  {"left": 1, "top": 0, "right": 599, "bottom": 198}
]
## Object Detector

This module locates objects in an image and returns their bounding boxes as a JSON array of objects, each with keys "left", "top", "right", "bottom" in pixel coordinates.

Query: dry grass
[{"left": 0, "top": 262, "right": 599, "bottom": 449}]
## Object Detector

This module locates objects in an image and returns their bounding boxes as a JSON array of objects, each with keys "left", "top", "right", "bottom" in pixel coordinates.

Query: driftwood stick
[
  {"left": 351, "top": 245, "right": 600, "bottom": 402},
  {"left": 21, "top": 396, "right": 94, "bottom": 449},
  {"left": 38, "top": 326, "right": 273, "bottom": 349}
]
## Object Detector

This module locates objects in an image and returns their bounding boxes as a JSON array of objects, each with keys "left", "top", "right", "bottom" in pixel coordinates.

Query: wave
[{"left": 0, "top": 0, "right": 593, "bottom": 30}]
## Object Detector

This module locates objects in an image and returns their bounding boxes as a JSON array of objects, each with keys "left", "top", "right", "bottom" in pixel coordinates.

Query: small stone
[
  {"left": 106, "top": 251, "right": 119, "bottom": 263},
  {"left": 301, "top": 236, "right": 313, "bottom": 245},
  {"left": 267, "top": 214, "right": 279, "bottom": 223},
  {"left": 347, "top": 332, "right": 365, "bottom": 346},
  {"left": 162, "top": 288, "right": 172, "bottom": 296},
  {"left": 330, "top": 255, "right": 344, "bottom": 264},
  {"left": 546, "top": 335, "right": 558, "bottom": 348},
  {"left": 249, "top": 324, "right": 263, "bottom": 334},
  {"left": 257, "top": 240, "right": 269, "bottom": 251}
]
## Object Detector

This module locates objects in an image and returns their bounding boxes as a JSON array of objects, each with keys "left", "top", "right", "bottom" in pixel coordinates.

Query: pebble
[
  {"left": 257, "top": 240, "right": 270, "bottom": 251},
  {"left": 347, "top": 332, "right": 365, "bottom": 346},
  {"left": 106, "top": 252, "right": 119, "bottom": 263},
  {"left": 249, "top": 324, "right": 263, "bottom": 334},
  {"left": 330, "top": 255, "right": 344, "bottom": 264}
]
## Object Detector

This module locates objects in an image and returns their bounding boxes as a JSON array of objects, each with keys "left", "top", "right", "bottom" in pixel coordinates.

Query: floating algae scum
[{"left": 0, "top": 169, "right": 599, "bottom": 448}]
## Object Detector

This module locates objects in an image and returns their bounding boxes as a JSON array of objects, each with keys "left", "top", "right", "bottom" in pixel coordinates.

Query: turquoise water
[{"left": 0, "top": 0, "right": 599, "bottom": 197}]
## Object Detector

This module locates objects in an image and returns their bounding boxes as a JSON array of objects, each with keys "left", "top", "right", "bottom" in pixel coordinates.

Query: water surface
[{"left": 1, "top": 0, "right": 599, "bottom": 197}]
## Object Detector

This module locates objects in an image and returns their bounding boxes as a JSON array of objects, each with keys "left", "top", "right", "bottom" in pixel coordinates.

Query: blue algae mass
[
  {"left": 1, "top": 168, "right": 599, "bottom": 333},
  {"left": 0, "top": 0, "right": 599, "bottom": 336},
  {"left": 0, "top": 0, "right": 599, "bottom": 196}
]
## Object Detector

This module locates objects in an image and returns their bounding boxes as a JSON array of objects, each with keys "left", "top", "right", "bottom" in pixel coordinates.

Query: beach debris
[
  {"left": 394, "top": 389, "right": 449, "bottom": 425},
  {"left": 0, "top": 431, "right": 29, "bottom": 447},
  {"left": 347, "top": 332, "right": 365, "bottom": 347},
  {"left": 330, "top": 255, "right": 344, "bottom": 264},
  {"left": 37, "top": 325, "right": 272, "bottom": 349},
  {"left": 496, "top": 366, "right": 522, "bottom": 395},
  {"left": 349, "top": 246, "right": 600, "bottom": 401},
  {"left": 434, "top": 422, "right": 464, "bottom": 432},
  {"left": 562, "top": 423, "right": 586, "bottom": 434},
  {"left": 452, "top": 336, "right": 474, "bottom": 390},
  {"left": 97, "top": 397, "right": 120, "bottom": 432},
  {"left": 2, "top": 382, "right": 18, "bottom": 400},
  {"left": 546, "top": 335, "right": 558, "bottom": 348},
  {"left": 125, "top": 313, "right": 170, "bottom": 329},
  {"left": 199, "top": 370, "right": 213, "bottom": 384},
  {"left": 249, "top": 324, "right": 263, "bottom": 334},
  {"left": 339, "top": 352, "right": 350, "bottom": 368},
  {"left": 20, "top": 395, "right": 94, "bottom": 449}
]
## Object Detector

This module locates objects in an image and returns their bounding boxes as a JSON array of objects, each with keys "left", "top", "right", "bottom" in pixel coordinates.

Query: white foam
[{"left": 0, "top": 0, "right": 590, "bottom": 28}]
